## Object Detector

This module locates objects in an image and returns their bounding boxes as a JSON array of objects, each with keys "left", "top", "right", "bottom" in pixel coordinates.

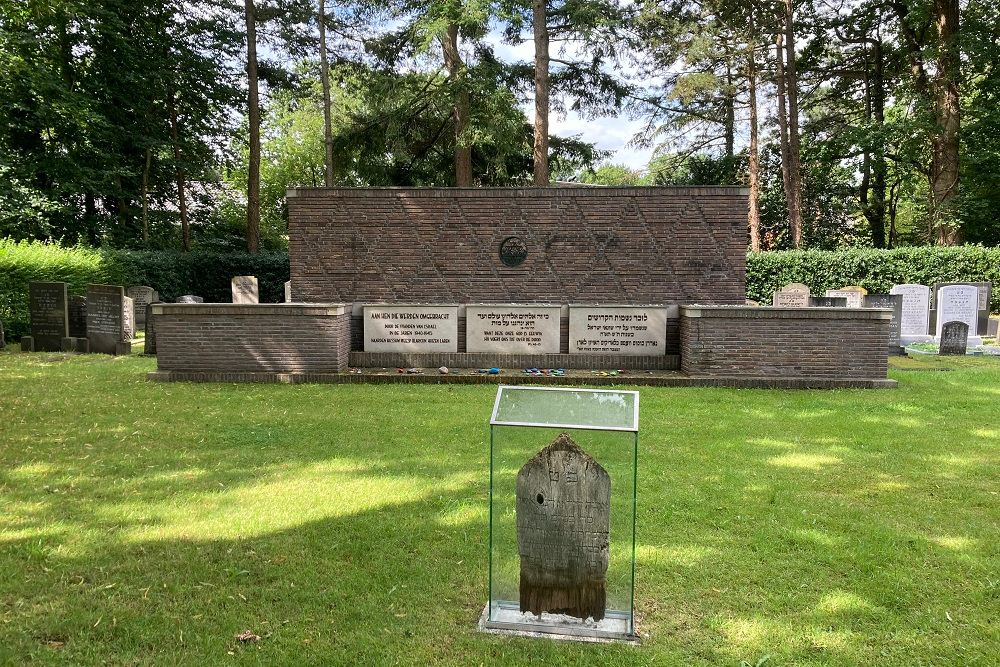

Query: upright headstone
[
  {"left": 284, "top": 281, "right": 292, "bottom": 303},
  {"left": 176, "top": 295, "right": 204, "bottom": 303},
  {"left": 144, "top": 302, "right": 159, "bottom": 355},
  {"left": 772, "top": 283, "right": 810, "bottom": 308},
  {"left": 864, "top": 294, "right": 903, "bottom": 354},
  {"left": 231, "top": 276, "right": 259, "bottom": 304},
  {"left": 122, "top": 296, "right": 135, "bottom": 341},
  {"left": 931, "top": 282, "right": 992, "bottom": 335},
  {"left": 127, "top": 286, "right": 158, "bottom": 328},
  {"left": 935, "top": 285, "right": 979, "bottom": 340},
  {"left": 989, "top": 317, "right": 999, "bottom": 339},
  {"left": 516, "top": 433, "right": 610, "bottom": 622},
  {"left": 939, "top": 321, "right": 969, "bottom": 356},
  {"left": 809, "top": 296, "right": 847, "bottom": 308},
  {"left": 68, "top": 296, "right": 87, "bottom": 338},
  {"left": 86, "top": 284, "right": 131, "bottom": 355},
  {"left": 29, "top": 282, "right": 69, "bottom": 351},
  {"left": 890, "top": 284, "right": 931, "bottom": 340},
  {"left": 825, "top": 286, "right": 867, "bottom": 308}
]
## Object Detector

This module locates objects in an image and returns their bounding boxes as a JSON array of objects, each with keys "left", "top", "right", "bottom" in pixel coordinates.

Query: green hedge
[
  {"left": 747, "top": 246, "right": 1000, "bottom": 311},
  {"left": 0, "top": 239, "right": 289, "bottom": 338}
]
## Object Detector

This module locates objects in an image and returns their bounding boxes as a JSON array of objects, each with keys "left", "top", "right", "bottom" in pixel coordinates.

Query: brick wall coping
[
  {"left": 286, "top": 186, "right": 750, "bottom": 199},
  {"left": 681, "top": 305, "right": 892, "bottom": 320},
  {"left": 152, "top": 303, "right": 348, "bottom": 317}
]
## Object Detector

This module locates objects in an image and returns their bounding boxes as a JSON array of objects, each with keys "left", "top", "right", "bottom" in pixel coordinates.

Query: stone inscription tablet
[
  {"left": 935, "top": 285, "right": 978, "bottom": 339},
  {"left": 466, "top": 305, "right": 561, "bottom": 354},
  {"left": 231, "top": 276, "right": 259, "bottom": 304},
  {"left": 29, "top": 282, "right": 69, "bottom": 351},
  {"left": 87, "top": 284, "right": 126, "bottom": 354},
  {"left": 940, "top": 321, "right": 969, "bottom": 356},
  {"left": 516, "top": 433, "right": 610, "bottom": 621},
  {"left": 890, "top": 284, "right": 930, "bottom": 336},
  {"left": 864, "top": 294, "right": 903, "bottom": 348},
  {"left": 569, "top": 306, "right": 667, "bottom": 355},
  {"left": 825, "top": 288, "right": 866, "bottom": 308},
  {"left": 772, "top": 291, "right": 809, "bottom": 307},
  {"left": 127, "top": 286, "right": 158, "bottom": 327},
  {"left": 363, "top": 305, "right": 458, "bottom": 352}
]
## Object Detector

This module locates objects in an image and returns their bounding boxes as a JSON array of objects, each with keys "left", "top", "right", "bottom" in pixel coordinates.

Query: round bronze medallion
[{"left": 499, "top": 236, "right": 528, "bottom": 267}]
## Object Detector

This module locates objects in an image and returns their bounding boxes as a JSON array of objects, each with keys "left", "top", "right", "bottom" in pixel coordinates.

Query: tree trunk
[
  {"left": 747, "top": 35, "right": 761, "bottom": 252},
  {"left": 774, "top": 34, "right": 793, "bottom": 244},
  {"left": 245, "top": 0, "right": 261, "bottom": 254},
  {"left": 931, "top": 0, "right": 960, "bottom": 244},
  {"left": 168, "top": 92, "right": 190, "bottom": 252},
  {"left": 532, "top": 0, "right": 550, "bottom": 186},
  {"left": 442, "top": 23, "right": 473, "bottom": 186},
  {"left": 724, "top": 61, "right": 735, "bottom": 159},
  {"left": 783, "top": 0, "right": 803, "bottom": 248},
  {"left": 141, "top": 147, "right": 151, "bottom": 245},
  {"left": 864, "top": 41, "right": 888, "bottom": 248},
  {"left": 318, "top": 0, "right": 335, "bottom": 187}
]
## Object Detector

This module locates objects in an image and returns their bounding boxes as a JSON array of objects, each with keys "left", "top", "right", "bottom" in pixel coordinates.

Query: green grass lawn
[{"left": 1, "top": 351, "right": 997, "bottom": 665}]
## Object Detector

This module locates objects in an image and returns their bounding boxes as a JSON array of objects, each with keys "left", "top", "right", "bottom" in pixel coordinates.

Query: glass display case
[{"left": 481, "top": 385, "right": 639, "bottom": 642}]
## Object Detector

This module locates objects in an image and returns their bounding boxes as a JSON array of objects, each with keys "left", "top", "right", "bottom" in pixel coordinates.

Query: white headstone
[
  {"left": 363, "top": 304, "right": 458, "bottom": 352},
  {"left": 569, "top": 306, "right": 668, "bottom": 355},
  {"left": 890, "top": 284, "right": 931, "bottom": 337},
  {"left": 231, "top": 276, "right": 259, "bottom": 304},
  {"left": 935, "top": 285, "right": 979, "bottom": 340},
  {"left": 284, "top": 281, "right": 292, "bottom": 303},
  {"left": 466, "top": 305, "right": 561, "bottom": 354}
]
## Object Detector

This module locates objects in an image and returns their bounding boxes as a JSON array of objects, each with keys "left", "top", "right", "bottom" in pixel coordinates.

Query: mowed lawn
[{"left": 0, "top": 352, "right": 997, "bottom": 666}]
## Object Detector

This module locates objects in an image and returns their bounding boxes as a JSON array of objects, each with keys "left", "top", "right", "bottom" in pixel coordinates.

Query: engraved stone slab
[
  {"left": 890, "top": 284, "right": 930, "bottom": 336},
  {"left": 176, "top": 295, "right": 204, "bottom": 303},
  {"left": 772, "top": 283, "right": 810, "bottom": 307},
  {"left": 825, "top": 286, "right": 867, "bottom": 308},
  {"left": 864, "top": 294, "right": 903, "bottom": 350},
  {"left": 516, "top": 433, "right": 610, "bottom": 621},
  {"left": 69, "top": 296, "right": 87, "bottom": 338},
  {"left": 809, "top": 296, "right": 847, "bottom": 307},
  {"left": 122, "top": 296, "right": 135, "bottom": 341},
  {"left": 87, "top": 284, "right": 130, "bottom": 355},
  {"left": 127, "top": 286, "right": 158, "bottom": 328},
  {"left": 363, "top": 305, "right": 459, "bottom": 352},
  {"left": 940, "top": 321, "right": 969, "bottom": 356},
  {"left": 569, "top": 306, "right": 667, "bottom": 355},
  {"left": 231, "top": 276, "right": 259, "bottom": 304},
  {"left": 29, "top": 282, "right": 69, "bottom": 351},
  {"left": 466, "top": 305, "right": 561, "bottom": 354},
  {"left": 284, "top": 281, "right": 292, "bottom": 303},
  {"left": 935, "top": 285, "right": 979, "bottom": 339},
  {"left": 932, "top": 282, "right": 992, "bottom": 335}
]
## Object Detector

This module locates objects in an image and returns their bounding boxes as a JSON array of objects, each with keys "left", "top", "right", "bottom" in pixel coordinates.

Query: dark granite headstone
[
  {"left": 989, "top": 317, "right": 999, "bottom": 338},
  {"left": 864, "top": 294, "right": 903, "bottom": 354},
  {"left": 86, "top": 284, "right": 130, "bottom": 355},
  {"left": 29, "top": 282, "right": 69, "bottom": 351},
  {"left": 127, "top": 286, "right": 158, "bottom": 328},
  {"left": 68, "top": 296, "right": 87, "bottom": 337},
  {"left": 143, "top": 302, "right": 160, "bottom": 355},
  {"left": 176, "top": 295, "right": 204, "bottom": 303},
  {"left": 516, "top": 433, "right": 610, "bottom": 621},
  {"left": 61, "top": 337, "right": 89, "bottom": 353},
  {"left": 931, "top": 282, "right": 992, "bottom": 335},
  {"left": 939, "top": 321, "right": 969, "bottom": 356},
  {"left": 809, "top": 296, "right": 848, "bottom": 308},
  {"left": 21, "top": 336, "right": 34, "bottom": 352}
]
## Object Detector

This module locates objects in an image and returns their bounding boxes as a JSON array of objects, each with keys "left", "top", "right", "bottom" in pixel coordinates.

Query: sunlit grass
[{"left": 0, "top": 350, "right": 998, "bottom": 665}]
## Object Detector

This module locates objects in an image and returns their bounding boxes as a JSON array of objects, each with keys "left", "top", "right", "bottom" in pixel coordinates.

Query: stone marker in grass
[
  {"left": 127, "top": 286, "right": 158, "bottom": 328},
  {"left": 939, "top": 321, "right": 969, "bottom": 356},
  {"left": 29, "top": 282, "right": 69, "bottom": 352},
  {"left": 516, "top": 433, "right": 610, "bottom": 621},
  {"left": 890, "top": 284, "right": 931, "bottom": 342},
  {"left": 123, "top": 296, "right": 135, "bottom": 341},
  {"left": 86, "top": 284, "right": 131, "bottom": 355}
]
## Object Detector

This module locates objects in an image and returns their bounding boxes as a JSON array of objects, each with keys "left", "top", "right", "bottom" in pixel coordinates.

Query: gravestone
[
  {"left": 989, "top": 317, "right": 999, "bottom": 338},
  {"left": 144, "top": 302, "right": 159, "bottom": 355},
  {"left": 176, "top": 295, "right": 204, "bottom": 303},
  {"left": 466, "top": 305, "right": 561, "bottom": 354},
  {"left": 363, "top": 304, "right": 459, "bottom": 352},
  {"left": 935, "top": 285, "right": 978, "bottom": 340},
  {"left": 122, "top": 296, "right": 135, "bottom": 341},
  {"left": 890, "top": 284, "right": 931, "bottom": 339},
  {"left": 825, "top": 286, "right": 867, "bottom": 308},
  {"left": 21, "top": 337, "right": 34, "bottom": 352},
  {"left": 127, "top": 286, "right": 158, "bottom": 328},
  {"left": 931, "top": 282, "right": 992, "bottom": 335},
  {"left": 516, "top": 433, "right": 610, "bottom": 621},
  {"left": 745, "top": 299, "right": 760, "bottom": 306},
  {"left": 939, "top": 321, "right": 969, "bottom": 356},
  {"left": 68, "top": 296, "right": 87, "bottom": 337},
  {"left": 29, "top": 282, "right": 69, "bottom": 351},
  {"left": 86, "top": 284, "right": 131, "bottom": 355},
  {"left": 772, "top": 283, "right": 810, "bottom": 308},
  {"left": 569, "top": 306, "right": 668, "bottom": 355},
  {"left": 284, "top": 281, "right": 292, "bottom": 303},
  {"left": 863, "top": 294, "right": 903, "bottom": 354},
  {"left": 809, "top": 296, "right": 847, "bottom": 307},
  {"left": 231, "top": 276, "right": 259, "bottom": 304}
]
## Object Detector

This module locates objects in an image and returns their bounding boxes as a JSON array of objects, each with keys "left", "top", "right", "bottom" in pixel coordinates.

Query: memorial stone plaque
[
  {"left": 363, "top": 305, "right": 459, "bottom": 352},
  {"left": 516, "top": 433, "right": 610, "bottom": 621},
  {"left": 176, "top": 295, "right": 204, "bottom": 303},
  {"left": 989, "top": 317, "right": 999, "bottom": 339},
  {"left": 939, "top": 321, "right": 969, "bottom": 356},
  {"left": 122, "top": 296, "right": 135, "bottom": 341},
  {"left": 86, "top": 284, "right": 130, "bottom": 355},
  {"left": 825, "top": 286, "right": 866, "bottom": 308},
  {"left": 935, "top": 285, "right": 978, "bottom": 339},
  {"left": 284, "top": 281, "right": 292, "bottom": 303},
  {"left": 864, "top": 294, "right": 903, "bottom": 352},
  {"left": 932, "top": 282, "right": 992, "bottom": 335},
  {"left": 231, "top": 276, "right": 259, "bottom": 304},
  {"left": 29, "top": 282, "right": 69, "bottom": 351},
  {"left": 127, "top": 286, "right": 158, "bottom": 328},
  {"left": 144, "top": 302, "right": 159, "bottom": 355},
  {"left": 890, "top": 284, "right": 931, "bottom": 336},
  {"left": 772, "top": 283, "right": 810, "bottom": 307},
  {"left": 809, "top": 296, "right": 847, "bottom": 307},
  {"left": 68, "top": 296, "right": 87, "bottom": 337},
  {"left": 569, "top": 306, "right": 668, "bottom": 355},
  {"left": 466, "top": 305, "right": 561, "bottom": 354}
]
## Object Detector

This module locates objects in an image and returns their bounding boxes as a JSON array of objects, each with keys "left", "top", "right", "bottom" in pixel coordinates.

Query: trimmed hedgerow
[
  {"left": 746, "top": 246, "right": 1000, "bottom": 310},
  {"left": 0, "top": 239, "right": 289, "bottom": 338}
]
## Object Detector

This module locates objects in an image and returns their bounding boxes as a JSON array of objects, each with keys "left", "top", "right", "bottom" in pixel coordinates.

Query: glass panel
[{"left": 491, "top": 386, "right": 639, "bottom": 432}]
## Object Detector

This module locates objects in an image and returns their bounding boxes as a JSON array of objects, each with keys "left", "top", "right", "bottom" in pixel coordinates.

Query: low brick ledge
[
  {"left": 152, "top": 303, "right": 348, "bottom": 316},
  {"left": 147, "top": 371, "right": 896, "bottom": 389},
  {"left": 681, "top": 305, "right": 892, "bottom": 320},
  {"left": 287, "top": 185, "right": 750, "bottom": 199},
  {"left": 350, "top": 352, "right": 679, "bottom": 371}
]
